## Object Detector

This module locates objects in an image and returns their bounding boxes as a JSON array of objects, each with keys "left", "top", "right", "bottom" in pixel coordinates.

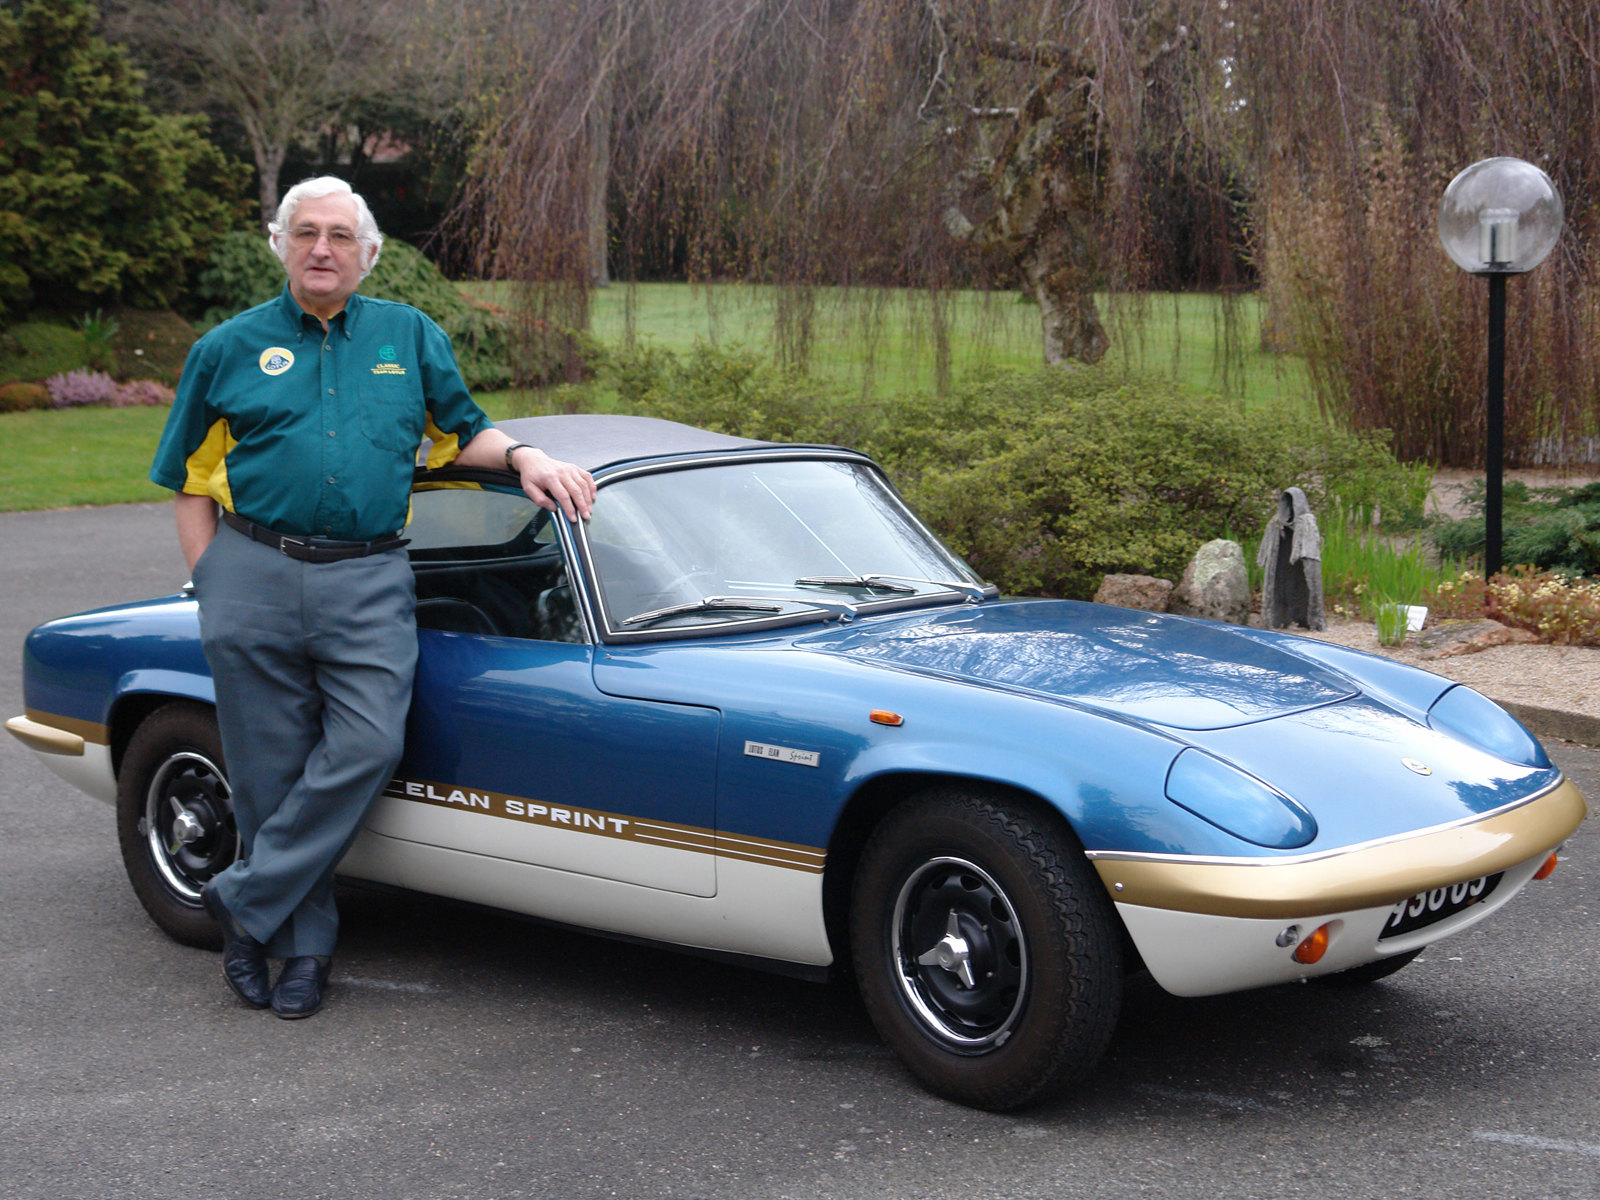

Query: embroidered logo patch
[
  {"left": 259, "top": 347, "right": 294, "bottom": 375},
  {"left": 378, "top": 344, "right": 398, "bottom": 361},
  {"left": 370, "top": 362, "right": 407, "bottom": 376}
]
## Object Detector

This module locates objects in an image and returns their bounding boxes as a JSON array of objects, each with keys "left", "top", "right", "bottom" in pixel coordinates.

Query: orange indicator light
[
  {"left": 869, "top": 710, "right": 904, "bottom": 727},
  {"left": 1293, "top": 924, "right": 1332, "bottom": 964},
  {"left": 1533, "top": 853, "right": 1560, "bottom": 880}
]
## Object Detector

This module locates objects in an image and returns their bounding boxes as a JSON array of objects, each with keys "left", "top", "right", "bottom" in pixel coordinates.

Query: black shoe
[
  {"left": 271, "top": 956, "right": 332, "bottom": 1019},
  {"left": 201, "top": 881, "right": 271, "bottom": 1009}
]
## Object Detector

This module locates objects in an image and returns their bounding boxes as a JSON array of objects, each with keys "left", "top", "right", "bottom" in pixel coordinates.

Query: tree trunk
[
  {"left": 585, "top": 75, "right": 612, "bottom": 287},
  {"left": 1020, "top": 224, "right": 1107, "bottom": 365},
  {"left": 256, "top": 144, "right": 285, "bottom": 232}
]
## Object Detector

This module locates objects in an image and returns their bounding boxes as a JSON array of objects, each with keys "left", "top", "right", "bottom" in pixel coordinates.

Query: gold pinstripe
[{"left": 20, "top": 707, "right": 109, "bottom": 746}]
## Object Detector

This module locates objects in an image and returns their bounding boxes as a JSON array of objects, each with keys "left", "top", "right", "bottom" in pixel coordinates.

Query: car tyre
[
  {"left": 1314, "top": 947, "right": 1425, "bottom": 986},
  {"left": 850, "top": 786, "right": 1123, "bottom": 1111},
  {"left": 115, "top": 702, "right": 236, "bottom": 949}
]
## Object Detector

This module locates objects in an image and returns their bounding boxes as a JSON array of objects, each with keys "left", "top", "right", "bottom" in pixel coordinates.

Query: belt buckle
[{"left": 278, "top": 534, "right": 310, "bottom": 557}]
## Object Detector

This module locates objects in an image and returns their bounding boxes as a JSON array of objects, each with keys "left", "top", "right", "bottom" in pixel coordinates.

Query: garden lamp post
[{"left": 1437, "top": 157, "right": 1563, "bottom": 579}]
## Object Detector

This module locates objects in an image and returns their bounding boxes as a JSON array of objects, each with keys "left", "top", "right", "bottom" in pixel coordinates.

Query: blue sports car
[{"left": 8, "top": 415, "right": 1587, "bottom": 1110}]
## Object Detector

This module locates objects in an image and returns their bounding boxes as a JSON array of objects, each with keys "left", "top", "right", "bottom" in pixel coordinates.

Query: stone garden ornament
[{"left": 1257, "top": 486, "right": 1326, "bottom": 631}]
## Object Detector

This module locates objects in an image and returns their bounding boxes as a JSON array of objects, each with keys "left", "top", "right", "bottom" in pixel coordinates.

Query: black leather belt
[{"left": 221, "top": 510, "right": 408, "bottom": 562}]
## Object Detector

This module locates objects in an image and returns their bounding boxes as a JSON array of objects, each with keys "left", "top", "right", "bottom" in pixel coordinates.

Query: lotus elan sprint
[{"left": 9, "top": 415, "right": 1587, "bottom": 1110}]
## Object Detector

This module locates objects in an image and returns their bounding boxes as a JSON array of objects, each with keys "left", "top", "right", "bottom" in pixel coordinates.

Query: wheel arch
[
  {"left": 108, "top": 691, "right": 215, "bottom": 778},
  {"left": 822, "top": 771, "right": 1103, "bottom": 978}
]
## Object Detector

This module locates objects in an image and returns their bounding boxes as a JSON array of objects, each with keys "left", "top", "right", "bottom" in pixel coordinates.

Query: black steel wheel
[
  {"left": 115, "top": 702, "right": 236, "bottom": 948},
  {"left": 850, "top": 786, "right": 1123, "bottom": 1110}
]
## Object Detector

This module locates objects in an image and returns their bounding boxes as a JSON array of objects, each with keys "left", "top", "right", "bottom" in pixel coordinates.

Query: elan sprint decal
[
  {"left": 384, "top": 775, "right": 825, "bottom": 873},
  {"left": 743, "top": 741, "right": 821, "bottom": 768}
]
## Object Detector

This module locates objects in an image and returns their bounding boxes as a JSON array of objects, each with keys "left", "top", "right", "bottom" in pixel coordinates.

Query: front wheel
[
  {"left": 850, "top": 787, "right": 1123, "bottom": 1110},
  {"left": 115, "top": 701, "right": 236, "bottom": 948}
]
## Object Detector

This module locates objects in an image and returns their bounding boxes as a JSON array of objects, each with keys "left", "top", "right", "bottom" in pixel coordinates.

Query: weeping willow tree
[
  {"left": 458, "top": 0, "right": 1600, "bottom": 468},
  {"left": 453, "top": 0, "right": 1236, "bottom": 381},
  {"left": 1234, "top": 0, "right": 1600, "bottom": 466}
]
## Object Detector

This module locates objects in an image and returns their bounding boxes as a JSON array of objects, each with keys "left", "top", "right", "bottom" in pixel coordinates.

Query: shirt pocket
[{"left": 358, "top": 376, "right": 427, "bottom": 454}]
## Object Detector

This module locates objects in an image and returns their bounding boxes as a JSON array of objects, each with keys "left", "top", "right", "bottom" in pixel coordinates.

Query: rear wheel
[
  {"left": 115, "top": 702, "right": 236, "bottom": 948},
  {"left": 850, "top": 787, "right": 1123, "bottom": 1110}
]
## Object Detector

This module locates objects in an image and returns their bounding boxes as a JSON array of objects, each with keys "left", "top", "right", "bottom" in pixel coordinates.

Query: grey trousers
[{"left": 193, "top": 521, "right": 417, "bottom": 958}]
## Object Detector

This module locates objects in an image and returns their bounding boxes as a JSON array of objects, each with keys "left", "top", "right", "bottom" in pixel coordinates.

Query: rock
[
  {"left": 1170, "top": 539, "right": 1251, "bottom": 624},
  {"left": 1094, "top": 574, "right": 1174, "bottom": 611},
  {"left": 1413, "top": 618, "right": 1539, "bottom": 660}
]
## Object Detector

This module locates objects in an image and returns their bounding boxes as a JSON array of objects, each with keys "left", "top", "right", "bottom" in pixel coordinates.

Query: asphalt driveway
[{"left": 3, "top": 502, "right": 1597, "bottom": 1200}]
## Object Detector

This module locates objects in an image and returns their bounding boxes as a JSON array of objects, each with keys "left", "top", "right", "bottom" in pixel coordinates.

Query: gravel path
[{"left": 1290, "top": 615, "right": 1600, "bottom": 739}]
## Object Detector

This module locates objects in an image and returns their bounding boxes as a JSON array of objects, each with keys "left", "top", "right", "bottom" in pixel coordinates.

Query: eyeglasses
[{"left": 288, "top": 227, "right": 360, "bottom": 251}]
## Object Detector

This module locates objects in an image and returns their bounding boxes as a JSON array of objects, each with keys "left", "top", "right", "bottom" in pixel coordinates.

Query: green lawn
[
  {"left": 2, "top": 406, "right": 176, "bottom": 512},
  {"left": 470, "top": 282, "right": 1314, "bottom": 414},
  {"left": 3, "top": 283, "right": 1314, "bottom": 512},
  {"left": 0, "top": 393, "right": 548, "bottom": 513}
]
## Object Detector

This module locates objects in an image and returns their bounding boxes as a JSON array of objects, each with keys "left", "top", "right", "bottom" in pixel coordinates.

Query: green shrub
[
  {"left": 609, "top": 347, "right": 1425, "bottom": 598},
  {"left": 0, "top": 0, "right": 248, "bottom": 316},
  {"left": 194, "top": 231, "right": 587, "bottom": 391},
  {"left": 0, "top": 321, "right": 90, "bottom": 385},
  {"left": 1430, "top": 480, "right": 1600, "bottom": 578},
  {"left": 193, "top": 231, "right": 284, "bottom": 326},
  {"left": 607, "top": 342, "right": 874, "bottom": 446},
  {"left": 107, "top": 309, "right": 198, "bottom": 384},
  {"left": 0, "top": 381, "right": 49, "bottom": 412}
]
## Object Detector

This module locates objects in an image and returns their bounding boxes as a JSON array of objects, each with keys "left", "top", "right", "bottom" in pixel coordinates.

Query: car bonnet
[{"left": 797, "top": 599, "right": 1359, "bottom": 731}]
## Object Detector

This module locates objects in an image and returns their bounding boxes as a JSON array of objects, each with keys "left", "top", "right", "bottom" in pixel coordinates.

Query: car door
[{"left": 360, "top": 478, "right": 719, "bottom": 897}]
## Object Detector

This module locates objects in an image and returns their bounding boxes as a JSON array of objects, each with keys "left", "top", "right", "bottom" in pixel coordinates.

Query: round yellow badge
[{"left": 259, "top": 347, "right": 295, "bottom": 376}]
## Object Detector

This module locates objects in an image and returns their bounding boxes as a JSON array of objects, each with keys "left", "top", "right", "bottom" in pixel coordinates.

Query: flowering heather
[
  {"left": 45, "top": 369, "right": 119, "bottom": 408},
  {"left": 112, "top": 379, "right": 174, "bottom": 407}
]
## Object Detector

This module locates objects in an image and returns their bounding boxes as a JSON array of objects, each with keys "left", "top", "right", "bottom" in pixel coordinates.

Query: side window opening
[{"left": 407, "top": 482, "right": 584, "bottom": 643}]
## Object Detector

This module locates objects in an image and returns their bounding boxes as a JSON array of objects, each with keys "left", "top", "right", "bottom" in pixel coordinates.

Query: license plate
[{"left": 1380, "top": 873, "right": 1503, "bottom": 939}]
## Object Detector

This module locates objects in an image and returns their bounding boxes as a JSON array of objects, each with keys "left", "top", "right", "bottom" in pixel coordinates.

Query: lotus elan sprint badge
[{"left": 744, "top": 740, "right": 821, "bottom": 767}]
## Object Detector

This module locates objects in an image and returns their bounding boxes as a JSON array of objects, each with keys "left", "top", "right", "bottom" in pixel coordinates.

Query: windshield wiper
[
  {"left": 796, "top": 574, "right": 918, "bottom": 594},
  {"left": 622, "top": 596, "right": 785, "bottom": 628},
  {"left": 795, "top": 573, "right": 987, "bottom": 601}
]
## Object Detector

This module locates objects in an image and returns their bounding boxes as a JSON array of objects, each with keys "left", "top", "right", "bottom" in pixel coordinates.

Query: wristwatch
[{"left": 504, "top": 442, "right": 532, "bottom": 472}]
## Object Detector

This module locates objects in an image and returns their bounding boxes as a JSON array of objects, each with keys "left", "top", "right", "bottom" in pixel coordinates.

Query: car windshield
[{"left": 584, "top": 458, "right": 986, "bottom": 630}]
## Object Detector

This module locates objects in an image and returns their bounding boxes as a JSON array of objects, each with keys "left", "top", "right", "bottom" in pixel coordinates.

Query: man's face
[{"left": 283, "top": 193, "right": 371, "bottom": 319}]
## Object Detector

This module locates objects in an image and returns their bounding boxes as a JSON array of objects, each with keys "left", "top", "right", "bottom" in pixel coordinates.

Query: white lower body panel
[
  {"left": 337, "top": 828, "right": 835, "bottom": 967},
  {"left": 26, "top": 742, "right": 117, "bottom": 806},
  {"left": 1118, "top": 846, "right": 1556, "bottom": 997}
]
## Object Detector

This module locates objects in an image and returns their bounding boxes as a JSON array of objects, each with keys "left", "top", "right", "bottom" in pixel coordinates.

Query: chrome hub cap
[
  {"left": 142, "top": 751, "right": 236, "bottom": 903},
  {"left": 891, "top": 856, "right": 1028, "bottom": 1052}
]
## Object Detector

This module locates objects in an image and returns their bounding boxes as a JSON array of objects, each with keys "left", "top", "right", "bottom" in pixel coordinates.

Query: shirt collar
[
  {"left": 341, "top": 290, "right": 364, "bottom": 338},
  {"left": 278, "top": 284, "right": 363, "bottom": 341}
]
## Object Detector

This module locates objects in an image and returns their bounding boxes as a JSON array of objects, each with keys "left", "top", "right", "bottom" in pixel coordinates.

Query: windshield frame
[{"left": 574, "top": 449, "right": 996, "bottom": 644}]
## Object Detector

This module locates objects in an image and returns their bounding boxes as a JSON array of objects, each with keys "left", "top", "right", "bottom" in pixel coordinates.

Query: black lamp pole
[
  {"left": 1484, "top": 272, "right": 1506, "bottom": 579},
  {"left": 1440, "top": 159, "right": 1562, "bottom": 581}
]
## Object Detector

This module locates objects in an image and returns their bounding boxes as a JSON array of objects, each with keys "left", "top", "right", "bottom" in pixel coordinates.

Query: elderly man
[{"left": 151, "top": 176, "right": 595, "bottom": 1018}]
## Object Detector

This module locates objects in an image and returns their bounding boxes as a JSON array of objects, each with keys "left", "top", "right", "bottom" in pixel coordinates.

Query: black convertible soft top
[{"left": 494, "top": 414, "right": 779, "bottom": 474}]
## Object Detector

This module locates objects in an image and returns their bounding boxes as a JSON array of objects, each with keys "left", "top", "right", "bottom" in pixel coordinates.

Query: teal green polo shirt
[{"left": 151, "top": 286, "right": 494, "bottom": 541}]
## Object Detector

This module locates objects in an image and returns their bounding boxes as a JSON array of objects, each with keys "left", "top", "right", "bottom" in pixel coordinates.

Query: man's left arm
[
  {"left": 414, "top": 315, "right": 595, "bottom": 522},
  {"left": 454, "top": 431, "right": 595, "bottom": 522}
]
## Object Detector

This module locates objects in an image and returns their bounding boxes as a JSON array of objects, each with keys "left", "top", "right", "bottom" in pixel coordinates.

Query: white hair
[{"left": 267, "top": 176, "right": 384, "bottom": 278}]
